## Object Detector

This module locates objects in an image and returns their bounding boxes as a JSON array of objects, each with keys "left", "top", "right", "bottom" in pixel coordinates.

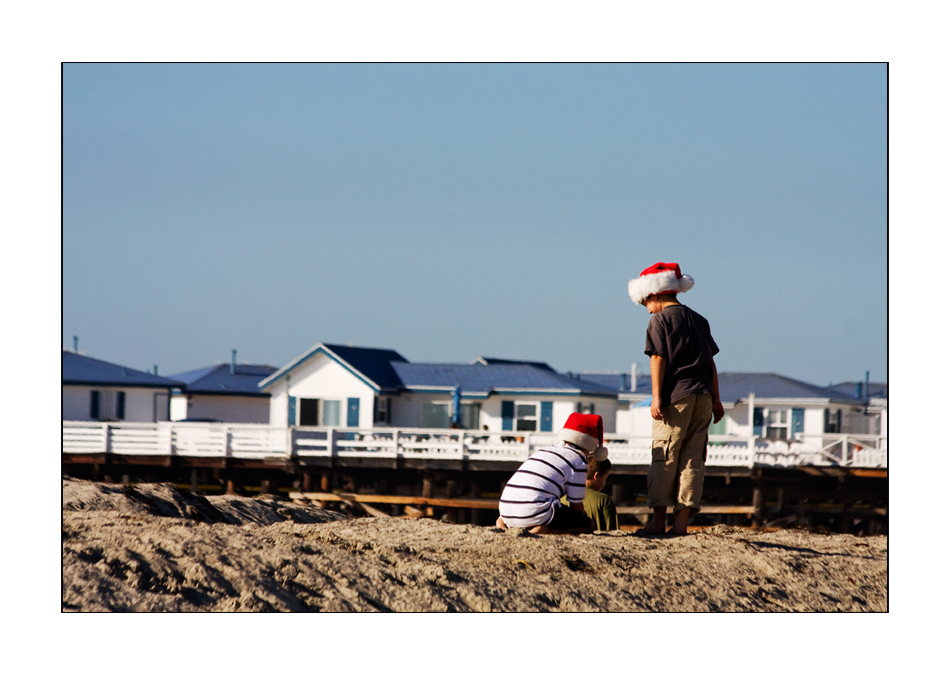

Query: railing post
[
  {"left": 160, "top": 423, "right": 173, "bottom": 457},
  {"left": 103, "top": 424, "right": 111, "bottom": 455},
  {"left": 330, "top": 428, "right": 337, "bottom": 457}
]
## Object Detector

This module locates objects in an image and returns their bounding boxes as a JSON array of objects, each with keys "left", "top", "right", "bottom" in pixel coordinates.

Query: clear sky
[{"left": 63, "top": 63, "right": 886, "bottom": 386}]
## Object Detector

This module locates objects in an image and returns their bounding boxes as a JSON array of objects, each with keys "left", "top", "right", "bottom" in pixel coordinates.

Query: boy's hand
[
  {"left": 651, "top": 400, "right": 664, "bottom": 420},
  {"left": 712, "top": 400, "right": 724, "bottom": 424}
]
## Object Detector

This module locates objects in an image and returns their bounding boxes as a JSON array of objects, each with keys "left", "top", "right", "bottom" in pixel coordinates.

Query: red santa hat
[
  {"left": 557, "top": 413, "right": 608, "bottom": 461},
  {"left": 627, "top": 262, "right": 695, "bottom": 305}
]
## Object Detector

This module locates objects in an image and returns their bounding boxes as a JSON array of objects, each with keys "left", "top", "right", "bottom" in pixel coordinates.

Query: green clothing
[{"left": 560, "top": 487, "right": 618, "bottom": 531}]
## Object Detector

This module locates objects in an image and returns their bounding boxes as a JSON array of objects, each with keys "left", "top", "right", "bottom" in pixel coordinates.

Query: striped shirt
[{"left": 498, "top": 441, "right": 588, "bottom": 528}]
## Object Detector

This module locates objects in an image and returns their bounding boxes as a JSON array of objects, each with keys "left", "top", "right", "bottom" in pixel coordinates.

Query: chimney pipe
[
  {"left": 154, "top": 365, "right": 158, "bottom": 375},
  {"left": 231, "top": 349, "right": 237, "bottom": 375},
  {"left": 73, "top": 336, "right": 78, "bottom": 352}
]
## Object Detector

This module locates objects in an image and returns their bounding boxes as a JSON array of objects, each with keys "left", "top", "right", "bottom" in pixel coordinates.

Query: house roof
[
  {"left": 62, "top": 351, "right": 184, "bottom": 388},
  {"left": 392, "top": 362, "right": 619, "bottom": 397},
  {"left": 716, "top": 373, "right": 863, "bottom": 404},
  {"left": 470, "top": 357, "right": 556, "bottom": 372},
  {"left": 574, "top": 372, "right": 637, "bottom": 392},
  {"left": 827, "top": 381, "right": 888, "bottom": 400},
  {"left": 259, "top": 343, "right": 408, "bottom": 392},
  {"left": 262, "top": 342, "right": 618, "bottom": 397},
  {"left": 169, "top": 364, "right": 278, "bottom": 396}
]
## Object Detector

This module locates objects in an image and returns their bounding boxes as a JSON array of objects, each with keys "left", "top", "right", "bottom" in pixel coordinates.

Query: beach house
[
  {"left": 616, "top": 371, "right": 873, "bottom": 440},
  {"left": 168, "top": 352, "right": 276, "bottom": 424},
  {"left": 62, "top": 350, "right": 184, "bottom": 423},
  {"left": 257, "top": 343, "right": 619, "bottom": 433}
]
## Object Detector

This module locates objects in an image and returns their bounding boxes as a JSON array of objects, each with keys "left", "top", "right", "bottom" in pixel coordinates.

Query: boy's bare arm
[
  {"left": 711, "top": 359, "right": 724, "bottom": 423},
  {"left": 650, "top": 355, "right": 666, "bottom": 420}
]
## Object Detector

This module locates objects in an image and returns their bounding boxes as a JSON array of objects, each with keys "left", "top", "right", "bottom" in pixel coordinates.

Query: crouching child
[{"left": 496, "top": 413, "right": 608, "bottom": 535}]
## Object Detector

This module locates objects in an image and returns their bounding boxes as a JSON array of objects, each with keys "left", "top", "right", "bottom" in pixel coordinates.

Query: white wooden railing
[{"left": 62, "top": 422, "right": 887, "bottom": 469}]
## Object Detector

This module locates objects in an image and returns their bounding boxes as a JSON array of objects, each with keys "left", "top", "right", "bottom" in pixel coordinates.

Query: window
[
  {"left": 824, "top": 408, "right": 842, "bottom": 433},
  {"left": 299, "top": 398, "right": 319, "bottom": 426},
  {"left": 709, "top": 414, "right": 727, "bottom": 435},
  {"left": 576, "top": 402, "right": 595, "bottom": 415},
  {"left": 421, "top": 401, "right": 480, "bottom": 429},
  {"left": 90, "top": 390, "right": 125, "bottom": 421},
  {"left": 323, "top": 400, "right": 341, "bottom": 426},
  {"left": 422, "top": 402, "right": 451, "bottom": 428},
  {"left": 752, "top": 407, "right": 792, "bottom": 439},
  {"left": 375, "top": 397, "right": 391, "bottom": 424},
  {"left": 515, "top": 404, "right": 538, "bottom": 431},
  {"left": 459, "top": 403, "right": 481, "bottom": 430},
  {"left": 765, "top": 410, "right": 788, "bottom": 440}
]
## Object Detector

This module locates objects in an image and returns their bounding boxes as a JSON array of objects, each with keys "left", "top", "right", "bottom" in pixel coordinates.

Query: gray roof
[
  {"left": 392, "top": 362, "right": 618, "bottom": 397},
  {"left": 169, "top": 364, "right": 277, "bottom": 396},
  {"left": 717, "top": 373, "right": 863, "bottom": 404},
  {"left": 62, "top": 351, "right": 184, "bottom": 388}
]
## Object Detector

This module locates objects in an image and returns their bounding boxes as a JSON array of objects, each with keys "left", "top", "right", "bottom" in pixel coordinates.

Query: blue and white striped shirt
[{"left": 498, "top": 441, "right": 588, "bottom": 528}]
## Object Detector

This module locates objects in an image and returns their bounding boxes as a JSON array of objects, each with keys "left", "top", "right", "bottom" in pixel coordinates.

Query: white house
[
  {"left": 62, "top": 350, "right": 184, "bottom": 423},
  {"left": 616, "top": 371, "right": 876, "bottom": 441},
  {"left": 258, "top": 343, "right": 620, "bottom": 434},
  {"left": 168, "top": 353, "right": 276, "bottom": 423}
]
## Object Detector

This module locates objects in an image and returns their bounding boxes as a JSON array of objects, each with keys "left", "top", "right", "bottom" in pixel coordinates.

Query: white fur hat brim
[
  {"left": 558, "top": 428, "right": 598, "bottom": 453},
  {"left": 628, "top": 270, "right": 694, "bottom": 305}
]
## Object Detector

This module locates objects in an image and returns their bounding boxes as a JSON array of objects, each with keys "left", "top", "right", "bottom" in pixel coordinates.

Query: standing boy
[{"left": 628, "top": 262, "right": 724, "bottom": 537}]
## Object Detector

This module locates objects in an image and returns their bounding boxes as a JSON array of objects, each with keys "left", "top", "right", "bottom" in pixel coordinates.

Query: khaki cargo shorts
[{"left": 646, "top": 392, "right": 713, "bottom": 514}]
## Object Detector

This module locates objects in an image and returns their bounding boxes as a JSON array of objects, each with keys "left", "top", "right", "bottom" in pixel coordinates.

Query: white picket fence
[{"left": 62, "top": 422, "right": 887, "bottom": 469}]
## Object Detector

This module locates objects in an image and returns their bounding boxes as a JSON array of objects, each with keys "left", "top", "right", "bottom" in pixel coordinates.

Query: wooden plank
[
  {"left": 616, "top": 505, "right": 756, "bottom": 515},
  {"left": 289, "top": 492, "right": 499, "bottom": 510},
  {"left": 849, "top": 469, "right": 887, "bottom": 479}
]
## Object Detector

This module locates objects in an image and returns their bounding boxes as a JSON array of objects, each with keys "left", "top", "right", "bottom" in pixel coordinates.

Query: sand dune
[{"left": 62, "top": 477, "right": 886, "bottom": 612}]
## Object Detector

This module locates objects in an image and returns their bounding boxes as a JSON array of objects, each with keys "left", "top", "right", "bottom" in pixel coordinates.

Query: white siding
[
  {"left": 62, "top": 385, "right": 168, "bottom": 422},
  {"left": 266, "top": 352, "right": 376, "bottom": 427},
  {"left": 172, "top": 394, "right": 270, "bottom": 424}
]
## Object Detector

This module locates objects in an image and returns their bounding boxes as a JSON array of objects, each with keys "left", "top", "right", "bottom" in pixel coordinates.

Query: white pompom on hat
[
  {"left": 558, "top": 413, "right": 608, "bottom": 460},
  {"left": 628, "top": 262, "right": 694, "bottom": 305}
]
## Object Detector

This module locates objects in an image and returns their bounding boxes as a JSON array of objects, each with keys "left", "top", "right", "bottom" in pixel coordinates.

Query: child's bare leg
[
  {"left": 637, "top": 506, "right": 667, "bottom": 535},
  {"left": 495, "top": 516, "right": 508, "bottom": 530},
  {"left": 670, "top": 507, "right": 690, "bottom": 535}
]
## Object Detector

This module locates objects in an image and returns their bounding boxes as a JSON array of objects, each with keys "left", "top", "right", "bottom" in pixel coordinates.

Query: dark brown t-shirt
[{"left": 644, "top": 304, "right": 719, "bottom": 407}]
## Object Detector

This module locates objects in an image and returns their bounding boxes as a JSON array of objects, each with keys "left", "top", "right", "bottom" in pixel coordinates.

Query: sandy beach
[{"left": 62, "top": 477, "right": 887, "bottom": 612}]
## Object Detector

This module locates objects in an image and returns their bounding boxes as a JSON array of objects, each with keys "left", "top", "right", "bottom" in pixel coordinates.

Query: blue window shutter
[
  {"left": 753, "top": 407, "right": 764, "bottom": 437},
  {"left": 287, "top": 396, "right": 297, "bottom": 426},
  {"left": 540, "top": 401, "right": 553, "bottom": 432},
  {"left": 502, "top": 401, "right": 514, "bottom": 431},
  {"left": 347, "top": 398, "right": 360, "bottom": 427},
  {"left": 117, "top": 392, "right": 126, "bottom": 420},
  {"left": 791, "top": 408, "right": 805, "bottom": 435},
  {"left": 90, "top": 391, "right": 100, "bottom": 420}
]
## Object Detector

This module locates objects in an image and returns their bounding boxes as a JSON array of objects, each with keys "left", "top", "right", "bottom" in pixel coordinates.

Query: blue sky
[{"left": 63, "top": 63, "right": 886, "bottom": 386}]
